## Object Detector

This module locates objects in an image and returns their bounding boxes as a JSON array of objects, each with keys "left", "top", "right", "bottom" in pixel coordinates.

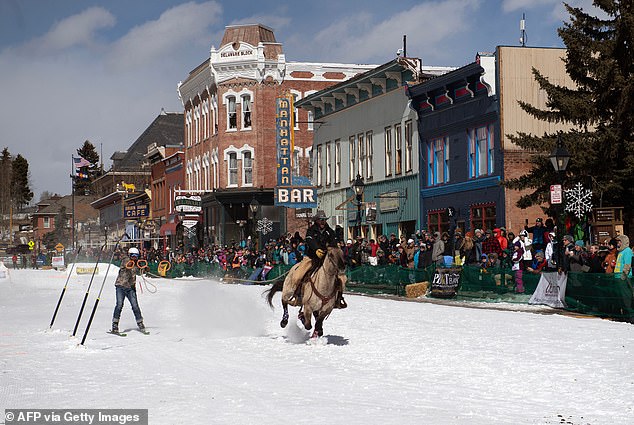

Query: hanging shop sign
[{"left": 175, "top": 195, "right": 202, "bottom": 213}]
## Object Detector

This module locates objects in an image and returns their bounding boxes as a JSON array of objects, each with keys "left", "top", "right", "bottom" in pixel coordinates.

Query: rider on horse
[{"left": 287, "top": 210, "right": 347, "bottom": 309}]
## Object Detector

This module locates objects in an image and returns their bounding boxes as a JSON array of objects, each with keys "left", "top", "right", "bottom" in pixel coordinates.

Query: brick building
[{"left": 177, "top": 24, "right": 375, "bottom": 247}]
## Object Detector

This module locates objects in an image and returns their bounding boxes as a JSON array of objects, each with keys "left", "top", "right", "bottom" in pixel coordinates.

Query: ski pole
[
  {"left": 72, "top": 244, "right": 106, "bottom": 337},
  {"left": 49, "top": 246, "right": 82, "bottom": 329},
  {"left": 80, "top": 233, "right": 129, "bottom": 346}
]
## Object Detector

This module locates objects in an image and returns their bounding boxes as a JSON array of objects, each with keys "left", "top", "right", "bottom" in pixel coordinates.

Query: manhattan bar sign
[{"left": 275, "top": 95, "right": 317, "bottom": 208}]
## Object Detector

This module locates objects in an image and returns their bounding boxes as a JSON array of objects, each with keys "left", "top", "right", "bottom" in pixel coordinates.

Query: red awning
[{"left": 159, "top": 222, "right": 178, "bottom": 236}]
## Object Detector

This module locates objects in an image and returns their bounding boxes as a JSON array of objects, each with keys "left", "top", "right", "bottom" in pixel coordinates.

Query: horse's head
[{"left": 326, "top": 246, "right": 346, "bottom": 273}]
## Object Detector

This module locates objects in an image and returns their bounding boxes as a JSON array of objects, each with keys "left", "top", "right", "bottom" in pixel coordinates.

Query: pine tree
[
  {"left": 0, "top": 148, "right": 12, "bottom": 238},
  {"left": 503, "top": 1, "right": 634, "bottom": 227},
  {"left": 10, "top": 154, "right": 33, "bottom": 211},
  {"left": 74, "top": 140, "right": 102, "bottom": 195}
]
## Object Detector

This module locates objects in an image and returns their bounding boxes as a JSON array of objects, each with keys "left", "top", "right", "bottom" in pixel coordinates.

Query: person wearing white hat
[{"left": 111, "top": 246, "right": 145, "bottom": 335}]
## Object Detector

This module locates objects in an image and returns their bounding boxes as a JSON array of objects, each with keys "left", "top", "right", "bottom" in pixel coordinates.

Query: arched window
[
  {"left": 228, "top": 152, "right": 238, "bottom": 186},
  {"left": 243, "top": 151, "right": 253, "bottom": 185},
  {"left": 227, "top": 96, "right": 237, "bottom": 130},
  {"left": 242, "top": 94, "right": 252, "bottom": 129}
]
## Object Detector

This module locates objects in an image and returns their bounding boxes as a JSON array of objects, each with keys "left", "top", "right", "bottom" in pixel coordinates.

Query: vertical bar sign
[{"left": 276, "top": 95, "right": 293, "bottom": 187}]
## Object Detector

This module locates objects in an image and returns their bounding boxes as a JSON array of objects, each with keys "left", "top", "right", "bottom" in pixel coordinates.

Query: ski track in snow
[{"left": 0, "top": 265, "right": 633, "bottom": 425}]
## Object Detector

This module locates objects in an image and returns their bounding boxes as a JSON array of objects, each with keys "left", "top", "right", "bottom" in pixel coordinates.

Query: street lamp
[
  {"left": 352, "top": 173, "right": 365, "bottom": 239},
  {"left": 549, "top": 134, "right": 571, "bottom": 172},
  {"left": 549, "top": 134, "right": 571, "bottom": 270}
]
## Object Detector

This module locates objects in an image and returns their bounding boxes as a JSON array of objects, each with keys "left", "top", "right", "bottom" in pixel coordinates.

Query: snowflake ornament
[
  {"left": 257, "top": 217, "right": 273, "bottom": 235},
  {"left": 564, "top": 182, "right": 593, "bottom": 219}
]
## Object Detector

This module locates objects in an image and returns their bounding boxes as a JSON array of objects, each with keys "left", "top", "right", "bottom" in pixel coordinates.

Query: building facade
[
  {"left": 407, "top": 46, "right": 572, "bottom": 235},
  {"left": 297, "top": 58, "right": 453, "bottom": 240},
  {"left": 177, "top": 24, "right": 376, "bottom": 247}
]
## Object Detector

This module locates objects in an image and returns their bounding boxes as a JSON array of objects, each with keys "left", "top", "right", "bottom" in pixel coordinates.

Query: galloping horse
[{"left": 266, "top": 246, "right": 346, "bottom": 338}]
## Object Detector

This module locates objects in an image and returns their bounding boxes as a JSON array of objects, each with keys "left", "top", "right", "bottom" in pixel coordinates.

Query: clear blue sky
[{"left": 0, "top": 0, "right": 595, "bottom": 199}]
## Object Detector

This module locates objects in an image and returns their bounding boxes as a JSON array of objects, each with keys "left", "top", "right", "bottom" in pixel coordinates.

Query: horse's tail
[{"left": 264, "top": 279, "right": 284, "bottom": 308}]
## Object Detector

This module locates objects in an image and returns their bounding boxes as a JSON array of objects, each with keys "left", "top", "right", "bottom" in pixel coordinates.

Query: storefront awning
[{"left": 159, "top": 222, "right": 178, "bottom": 236}]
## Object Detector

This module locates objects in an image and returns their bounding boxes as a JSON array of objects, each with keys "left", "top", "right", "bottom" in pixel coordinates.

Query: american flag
[{"left": 73, "top": 156, "right": 91, "bottom": 168}]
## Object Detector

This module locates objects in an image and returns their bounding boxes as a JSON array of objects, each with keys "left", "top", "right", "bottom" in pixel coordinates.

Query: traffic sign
[
  {"left": 550, "top": 184, "right": 563, "bottom": 204},
  {"left": 55, "top": 243, "right": 64, "bottom": 253}
]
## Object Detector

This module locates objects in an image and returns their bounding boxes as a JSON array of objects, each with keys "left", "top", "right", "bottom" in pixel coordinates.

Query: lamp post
[
  {"left": 548, "top": 134, "right": 571, "bottom": 269},
  {"left": 352, "top": 173, "right": 365, "bottom": 239},
  {"left": 249, "top": 197, "right": 260, "bottom": 250}
]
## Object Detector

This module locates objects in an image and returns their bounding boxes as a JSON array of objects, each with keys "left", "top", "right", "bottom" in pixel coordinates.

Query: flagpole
[{"left": 71, "top": 155, "right": 76, "bottom": 252}]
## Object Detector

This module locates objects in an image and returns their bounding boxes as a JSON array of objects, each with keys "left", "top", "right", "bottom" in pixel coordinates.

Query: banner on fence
[
  {"left": 431, "top": 267, "right": 461, "bottom": 298},
  {"left": 529, "top": 272, "right": 567, "bottom": 308}
]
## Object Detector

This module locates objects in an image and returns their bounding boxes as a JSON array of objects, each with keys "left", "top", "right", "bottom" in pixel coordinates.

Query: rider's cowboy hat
[{"left": 313, "top": 210, "right": 328, "bottom": 220}]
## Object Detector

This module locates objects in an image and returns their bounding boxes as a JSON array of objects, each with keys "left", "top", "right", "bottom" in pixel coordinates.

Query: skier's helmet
[{"left": 128, "top": 247, "right": 140, "bottom": 257}]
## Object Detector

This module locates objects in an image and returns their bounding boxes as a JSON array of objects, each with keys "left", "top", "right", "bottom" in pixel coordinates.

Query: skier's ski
[
  {"left": 137, "top": 329, "right": 150, "bottom": 335},
  {"left": 107, "top": 331, "right": 127, "bottom": 337}
]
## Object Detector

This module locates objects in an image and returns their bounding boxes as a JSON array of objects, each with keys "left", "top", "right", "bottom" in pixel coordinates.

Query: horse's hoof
[{"left": 280, "top": 318, "right": 288, "bottom": 328}]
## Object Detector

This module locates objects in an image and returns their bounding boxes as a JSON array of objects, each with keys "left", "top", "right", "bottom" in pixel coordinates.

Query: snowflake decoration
[
  {"left": 257, "top": 217, "right": 273, "bottom": 235},
  {"left": 564, "top": 182, "right": 593, "bottom": 219}
]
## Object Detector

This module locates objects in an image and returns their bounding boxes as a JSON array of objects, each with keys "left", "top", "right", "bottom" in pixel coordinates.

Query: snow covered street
[{"left": 1, "top": 265, "right": 633, "bottom": 425}]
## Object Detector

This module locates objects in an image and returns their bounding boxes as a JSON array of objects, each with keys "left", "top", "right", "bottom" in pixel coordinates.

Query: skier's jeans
[{"left": 113, "top": 286, "right": 143, "bottom": 324}]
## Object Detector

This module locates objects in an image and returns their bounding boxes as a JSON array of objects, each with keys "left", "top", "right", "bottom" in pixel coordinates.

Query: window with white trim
[
  {"left": 349, "top": 136, "right": 355, "bottom": 182},
  {"left": 316, "top": 145, "right": 323, "bottom": 186},
  {"left": 326, "top": 143, "right": 331, "bottom": 186},
  {"left": 228, "top": 152, "right": 238, "bottom": 186},
  {"left": 293, "top": 148, "right": 301, "bottom": 177},
  {"left": 405, "top": 120, "right": 413, "bottom": 173},
  {"left": 227, "top": 96, "right": 237, "bottom": 130},
  {"left": 428, "top": 137, "right": 449, "bottom": 186},
  {"left": 365, "top": 131, "right": 373, "bottom": 179},
  {"left": 44, "top": 217, "right": 51, "bottom": 229},
  {"left": 307, "top": 110, "right": 314, "bottom": 131},
  {"left": 334, "top": 139, "right": 341, "bottom": 184},
  {"left": 385, "top": 127, "right": 392, "bottom": 177},
  {"left": 186, "top": 110, "right": 192, "bottom": 147},
  {"left": 243, "top": 151, "right": 253, "bottom": 185},
  {"left": 357, "top": 133, "right": 364, "bottom": 179},
  {"left": 307, "top": 147, "right": 314, "bottom": 183},
  {"left": 194, "top": 105, "right": 200, "bottom": 144},
  {"left": 291, "top": 91, "right": 300, "bottom": 130},
  {"left": 395, "top": 123, "right": 402, "bottom": 175},
  {"left": 202, "top": 99, "right": 209, "bottom": 139},
  {"left": 468, "top": 124, "right": 495, "bottom": 178},
  {"left": 242, "top": 95, "right": 252, "bottom": 129}
]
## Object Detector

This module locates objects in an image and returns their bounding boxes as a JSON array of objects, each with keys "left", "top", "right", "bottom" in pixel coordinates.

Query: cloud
[
  {"left": 310, "top": 0, "right": 481, "bottom": 64},
  {"left": 107, "top": 1, "right": 222, "bottom": 70},
  {"left": 22, "top": 7, "right": 115, "bottom": 53},
  {"left": 0, "top": 3, "right": 224, "bottom": 197},
  {"left": 501, "top": 0, "right": 558, "bottom": 13}
]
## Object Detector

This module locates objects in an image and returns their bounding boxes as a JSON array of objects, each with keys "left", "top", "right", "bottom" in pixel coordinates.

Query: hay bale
[{"left": 405, "top": 281, "right": 429, "bottom": 298}]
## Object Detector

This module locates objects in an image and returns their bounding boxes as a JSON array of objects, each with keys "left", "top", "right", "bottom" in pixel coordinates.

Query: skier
[{"left": 111, "top": 247, "right": 146, "bottom": 334}]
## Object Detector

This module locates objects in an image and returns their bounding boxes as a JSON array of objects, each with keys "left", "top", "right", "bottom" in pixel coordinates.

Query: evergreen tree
[
  {"left": 74, "top": 140, "right": 102, "bottom": 195},
  {"left": 503, "top": 1, "right": 634, "bottom": 227},
  {"left": 10, "top": 154, "right": 33, "bottom": 210},
  {"left": 0, "top": 148, "right": 12, "bottom": 237}
]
